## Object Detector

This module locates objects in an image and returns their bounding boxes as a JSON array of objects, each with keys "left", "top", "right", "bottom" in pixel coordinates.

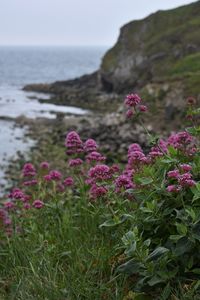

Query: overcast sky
[{"left": 0, "top": 0, "right": 195, "bottom": 46}]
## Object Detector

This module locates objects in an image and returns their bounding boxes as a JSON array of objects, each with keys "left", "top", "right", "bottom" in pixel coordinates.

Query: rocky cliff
[
  {"left": 24, "top": 0, "right": 200, "bottom": 149},
  {"left": 100, "top": 0, "right": 200, "bottom": 94},
  {"left": 25, "top": 1, "right": 200, "bottom": 105}
]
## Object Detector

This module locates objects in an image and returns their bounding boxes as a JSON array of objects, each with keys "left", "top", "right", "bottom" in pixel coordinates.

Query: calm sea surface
[{"left": 0, "top": 46, "right": 107, "bottom": 192}]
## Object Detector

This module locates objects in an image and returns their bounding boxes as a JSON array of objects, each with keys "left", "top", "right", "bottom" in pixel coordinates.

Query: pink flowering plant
[{"left": 0, "top": 95, "right": 199, "bottom": 299}]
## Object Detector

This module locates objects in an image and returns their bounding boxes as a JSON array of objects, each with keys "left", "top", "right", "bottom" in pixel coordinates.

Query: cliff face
[
  {"left": 23, "top": 1, "right": 200, "bottom": 157},
  {"left": 100, "top": 1, "right": 200, "bottom": 94},
  {"left": 24, "top": 0, "right": 200, "bottom": 132}
]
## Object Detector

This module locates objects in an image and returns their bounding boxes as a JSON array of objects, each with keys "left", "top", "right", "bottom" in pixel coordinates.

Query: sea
[{"left": 0, "top": 46, "right": 107, "bottom": 193}]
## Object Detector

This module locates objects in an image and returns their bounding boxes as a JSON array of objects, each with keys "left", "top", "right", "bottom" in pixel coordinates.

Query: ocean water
[
  {"left": 0, "top": 46, "right": 106, "bottom": 86},
  {"left": 0, "top": 46, "right": 107, "bottom": 193},
  {"left": 0, "top": 46, "right": 107, "bottom": 118}
]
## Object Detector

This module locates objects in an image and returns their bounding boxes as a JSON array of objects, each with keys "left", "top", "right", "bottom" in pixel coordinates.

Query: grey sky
[{"left": 0, "top": 0, "right": 195, "bottom": 46}]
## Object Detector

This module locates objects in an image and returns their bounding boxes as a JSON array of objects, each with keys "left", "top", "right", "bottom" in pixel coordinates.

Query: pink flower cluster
[
  {"left": 89, "top": 184, "right": 108, "bottom": 200},
  {"left": 40, "top": 161, "right": 50, "bottom": 169},
  {"left": 124, "top": 94, "right": 147, "bottom": 118},
  {"left": 65, "top": 131, "right": 83, "bottom": 155},
  {"left": 84, "top": 138, "right": 98, "bottom": 152},
  {"left": 32, "top": 199, "right": 44, "bottom": 209},
  {"left": 63, "top": 177, "right": 74, "bottom": 187},
  {"left": 187, "top": 96, "right": 196, "bottom": 106},
  {"left": 22, "top": 163, "right": 36, "bottom": 177},
  {"left": 88, "top": 164, "right": 111, "bottom": 182},
  {"left": 69, "top": 158, "right": 83, "bottom": 167},
  {"left": 127, "top": 143, "right": 147, "bottom": 169},
  {"left": 48, "top": 170, "right": 62, "bottom": 181},
  {"left": 125, "top": 94, "right": 141, "bottom": 107},
  {"left": 86, "top": 164, "right": 112, "bottom": 199},
  {"left": 148, "top": 132, "right": 196, "bottom": 160},
  {"left": 166, "top": 164, "right": 195, "bottom": 192},
  {"left": 148, "top": 139, "right": 168, "bottom": 159},
  {"left": 86, "top": 151, "right": 106, "bottom": 163},
  {"left": 167, "top": 131, "right": 193, "bottom": 148},
  {"left": 23, "top": 179, "right": 38, "bottom": 186},
  {"left": 65, "top": 132, "right": 100, "bottom": 159},
  {"left": 167, "top": 131, "right": 197, "bottom": 156},
  {"left": 115, "top": 175, "right": 134, "bottom": 193},
  {"left": 9, "top": 188, "right": 26, "bottom": 201}
]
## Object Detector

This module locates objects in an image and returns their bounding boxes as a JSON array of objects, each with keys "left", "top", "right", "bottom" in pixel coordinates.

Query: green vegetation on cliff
[
  {"left": 170, "top": 53, "right": 200, "bottom": 77},
  {"left": 100, "top": 1, "right": 200, "bottom": 94}
]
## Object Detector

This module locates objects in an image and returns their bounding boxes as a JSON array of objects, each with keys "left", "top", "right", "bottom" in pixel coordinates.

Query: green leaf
[
  {"left": 122, "top": 231, "right": 135, "bottom": 244},
  {"left": 143, "top": 239, "right": 151, "bottom": 247},
  {"left": 175, "top": 223, "right": 187, "bottom": 236},
  {"left": 187, "top": 256, "right": 194, "bottom": 269},
  {"left": 194, "top": 280, "right": 200, "bottom": 291},
  {"left": 147, "top": 247, "right": 169, "bottom": 262},
  {"left": 148, "top": 135, "right": 160, "bottom": 146},
  {"left": 160, "top": 283, "right": 171, "bottom": 300},
  {"left": 192, "top": 194, "right": 200, "bottom": 202},
  {"left": 192, "top": 223, "right": 200, "bottom": 241},
  {"left": 125, "top": 241, "right": 137, "bottom": 256},
  {"left": 99, "top": 214, "right": 132, "bottom": 228},
  {"left": 192, "top": 268, "right": 200, "bottom": 275},
  {"left": 169, "top": 235, "right": 183, "bottom": 241},
  {"left": 59, "top": 251, "right": 71, "bottom": 258},
  {"left": 186, "top": 126, "right": 200, "bottom": 135},
  {"left": 148, "top": 275, "right": 164, "bottom": 286},
  {"left": 137, "top": 177, "right": 154, "bottom": 185},
  {"left": 191, "top": 182, "right": 200, "bottom": 193},
  {"left": 161, "top": 158, "right": 178, "bottom": 164},
  {"left": 168, "top": 146, "right": 178, "bottom": 156},
  {"left": 140, "top": 207, "right": 153, "bottom": 213},
  {"left": 186, "top": 208, "right": 196, "bottom": 222},
  {"left": 191, "top": 184, "right": 200, "bottom": 202},
  {"left": 99, "top": 219, "right": 119, "bottom": 228},
  {"left": 157, "top": 268, "right": 178, "bottom": 280},
  {"left": 174, "top": 237, "right": 193, "bottom": 256},
  {"left": 117, "top": 259, "right": 144, "bottom": 275},
  {"left": 122, "top": 231, "right": 138, "bottom": 255}
]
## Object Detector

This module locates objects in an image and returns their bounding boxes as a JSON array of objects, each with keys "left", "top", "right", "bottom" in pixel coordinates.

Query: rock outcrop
[
  {"left": 100, "top": 0, "right": 200, "bottom": 93},
  {"left": 24, "top": 1, "right": 200, "bottom": 142}
]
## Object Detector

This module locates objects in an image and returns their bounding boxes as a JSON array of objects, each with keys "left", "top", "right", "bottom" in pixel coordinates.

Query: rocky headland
[{"left": 23, "top": 1, "right": 200, "bottom": 157}]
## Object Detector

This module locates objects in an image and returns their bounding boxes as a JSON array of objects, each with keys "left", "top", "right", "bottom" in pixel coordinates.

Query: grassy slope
[{"left": 0, "top": 199, "right": 126, "bottom": 299}]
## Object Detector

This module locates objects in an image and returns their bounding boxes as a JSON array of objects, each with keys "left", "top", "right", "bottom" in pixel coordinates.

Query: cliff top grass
[{"left": 170, "top": 53, "right": 200, "bottom": 77}]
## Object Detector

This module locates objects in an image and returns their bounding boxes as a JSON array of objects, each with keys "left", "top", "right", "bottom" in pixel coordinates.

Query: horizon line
[{"left": 0, "top": 44, "right": 111, "bottom": 48}]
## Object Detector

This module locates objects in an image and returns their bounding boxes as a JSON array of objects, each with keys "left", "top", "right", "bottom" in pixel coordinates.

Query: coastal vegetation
[
  {"left": 0, "top": 2, "right": 199, "bottom": 299},
  {"left": 0, "top": 95, "right": 199, "bottom": 299}
]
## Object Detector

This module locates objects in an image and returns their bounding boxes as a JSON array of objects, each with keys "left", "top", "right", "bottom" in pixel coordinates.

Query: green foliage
[
  {"left": 0, "top": 97, "right": 199, "bottom": 299},
  {"left": 184, "top": 73, "right": 200, "bottom": 97},
  {"left": 170, "top": 53, "right": 200, "bottom": 76}
]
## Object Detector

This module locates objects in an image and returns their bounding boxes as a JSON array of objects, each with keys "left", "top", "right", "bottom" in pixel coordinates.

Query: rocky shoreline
[
  {"left": 23, "top": 72, "right": 122, "bottom": 113},
  {"left": 23, "top": 1, "right": 200, "bottom": 132}
]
